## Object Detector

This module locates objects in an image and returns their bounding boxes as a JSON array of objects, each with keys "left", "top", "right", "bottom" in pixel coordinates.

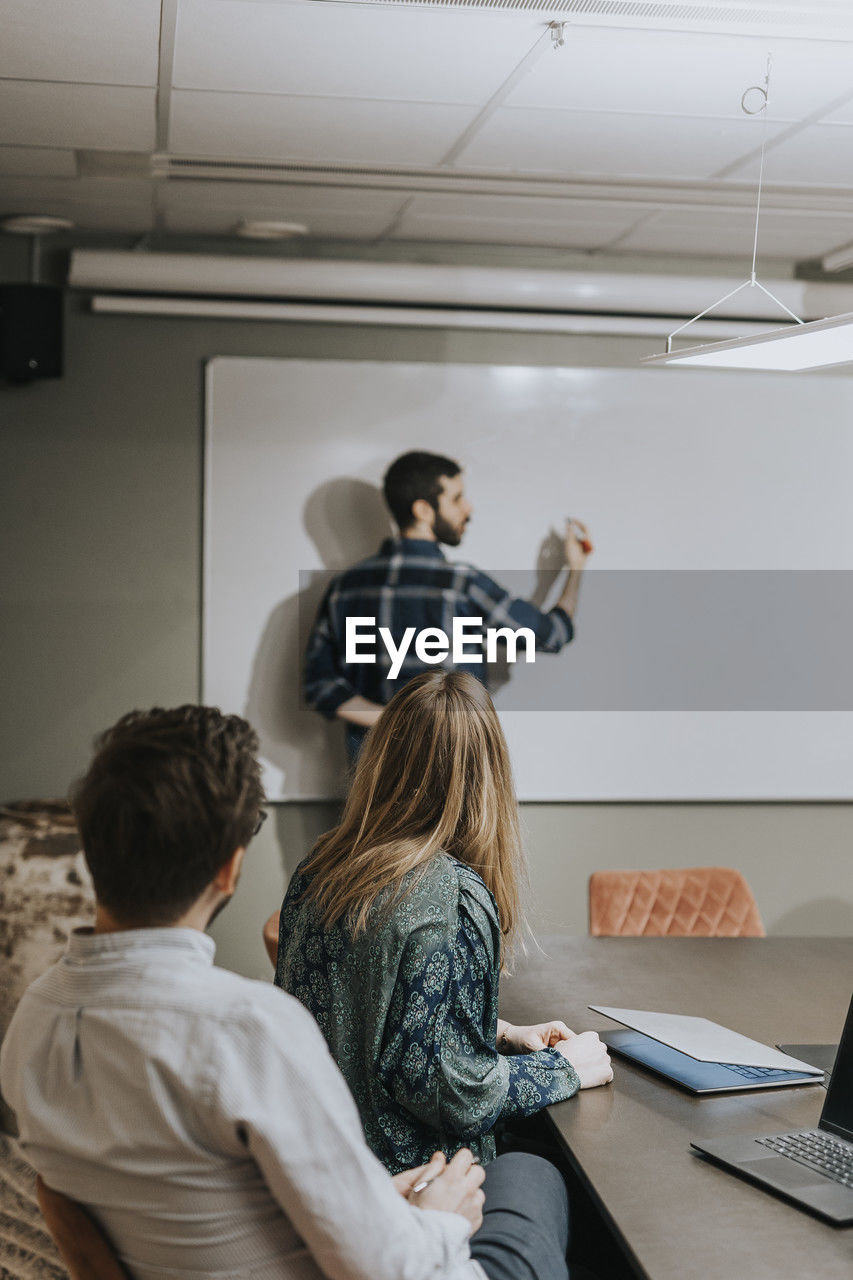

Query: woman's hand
[
  {"left": 408, "top": 1149, "right": 485, "bottom": 1236},
  {"left": 393, "top": 1150, "right": 485, "bottom": 1234},
  {"left": 554, "top": 1030, "right": 613, "bottom": 1088},
  {"left": 497, "top": 1018, "right": 572, "bottom": 1053}
]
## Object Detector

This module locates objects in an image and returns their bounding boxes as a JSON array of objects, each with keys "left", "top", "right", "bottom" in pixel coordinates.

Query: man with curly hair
[{"left": 1, "top": 705, "right": 574, "bottom": 1280}]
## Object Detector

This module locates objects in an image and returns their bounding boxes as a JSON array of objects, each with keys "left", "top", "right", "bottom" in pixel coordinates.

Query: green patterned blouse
[{"left": 274, "top": 851, "right": 579, "bottom": 1173}]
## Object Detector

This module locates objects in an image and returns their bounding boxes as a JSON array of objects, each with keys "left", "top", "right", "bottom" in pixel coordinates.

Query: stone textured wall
[
  {"left": 0, "top": 802, "right": 94, "bottom": 1133},
  {"left": 0, "top": 801, "right": 94, "bottom": 1278}
]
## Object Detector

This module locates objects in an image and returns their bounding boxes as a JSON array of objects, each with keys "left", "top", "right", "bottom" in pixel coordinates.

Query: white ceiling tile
[
  {"left": 0, "top": 146, "right": 76, "bottom": 177},
  {"left": 0, "top": 82, "right": 156, "bottom": 151},
  {"left": 0, "top": 175, "right": 154, "bottom": 232},
  {"left": 616, "top": 207, "right": 853, "bottom": 258},
  {"left": 725, "top": 122, "right": 853, "bottom": 186},
  {"left": 507, "top": 27, "right": 853, "bottom": 121},
  {"left": 0, "top": 0, "right": 161, "bottom": 86},
  {"left": 823, "top": 101, "right": 853, "bottom": 124},
  {"left": 163, "top": 205, "right": 393, "bottom": 238},
  {"left": 455, "top": 109, "right": 789, "bottom": 180},
  {"left": 393, "top": 193, "right": 655, "bottom": 248},
  {"left": 55, "top": 202, "right": 153, "bottom": 233},
  {"left": 0, "top": 176, "right": 154, "bottom": 205},
  {"left": 161, "top": 180, "right": 407, "bottom": 236},
  {"left": 162, "top": 180, "right": 403, "bottom": 216},
  {"left": 169, "top": 91, "right": 476, "bottom": 166},
  {"left": 173, "top": 0, "right": 538, "bottom": 104}
]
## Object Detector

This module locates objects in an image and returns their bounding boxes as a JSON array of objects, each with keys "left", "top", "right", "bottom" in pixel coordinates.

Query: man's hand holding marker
[
  {"left": 566, "top": 518, "right": 594, "bottom": 562},
  {"left": 555, "top": 518, "right": 593, "bottom": 621}
]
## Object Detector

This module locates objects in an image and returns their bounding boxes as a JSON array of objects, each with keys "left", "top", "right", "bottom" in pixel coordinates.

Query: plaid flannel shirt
[{"left": 304, "top": 538, "right": 573, "bottom": 726}]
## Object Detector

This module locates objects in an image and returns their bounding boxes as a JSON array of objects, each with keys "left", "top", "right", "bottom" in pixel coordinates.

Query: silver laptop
[
  {"left": 601, "top": 1028, "right": 821, "bottom": 1094},
  {"left": 776, "top": 1043, "right": 837, "bottom": 1087},
  {"left": 691, "top": 992, "right": 853, "bottom": 1225}
]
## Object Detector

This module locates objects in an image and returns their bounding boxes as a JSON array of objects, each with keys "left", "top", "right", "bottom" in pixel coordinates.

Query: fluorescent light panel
[{"left": 644, "top": 311, "right": 853, "bottom": 371}]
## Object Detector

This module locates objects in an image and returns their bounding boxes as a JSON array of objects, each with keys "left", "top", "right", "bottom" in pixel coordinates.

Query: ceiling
[{"left": 3, "top": 0, "right": 853, "bottom": 265}]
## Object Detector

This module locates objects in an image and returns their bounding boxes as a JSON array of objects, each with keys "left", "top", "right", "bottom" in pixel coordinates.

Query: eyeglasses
[{"left": 252, "top": 810, "right": 269, "bottom": 838}]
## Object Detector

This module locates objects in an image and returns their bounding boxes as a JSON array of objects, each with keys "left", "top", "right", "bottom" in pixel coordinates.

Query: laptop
[
  {"left": 602, "top": 1029, "right": 822, "bottom": 1094},
  {"left": 691, "top": 993, "right": 853, "bottom": 1225},
  {"left": 591, "top": 1006, "right": 823, "bottom": 1095},
  {"left": 777, "top": 1043, "right": 838, "bottom": 1087}
]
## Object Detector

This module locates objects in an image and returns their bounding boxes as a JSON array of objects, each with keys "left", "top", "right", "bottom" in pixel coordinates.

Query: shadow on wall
[
  {"left": 244, "top": 478, "right": 393, "bottom": 796},
  {"left": 302, "top": 475, "right": 394, "bottom": 573},
  {"left": 273, "top": 802, "right": 341, "bottom": 882},
  {"left": 770, "top": 897, "right": 853, "bottom": 936},
  {"left": 532, "top": 527, "right": 567, "bottom": 609}
]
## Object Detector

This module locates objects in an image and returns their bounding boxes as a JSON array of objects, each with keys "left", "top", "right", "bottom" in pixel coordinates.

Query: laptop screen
[{"left": 821, "top": 993, "right": 853, "bottom": 1142}]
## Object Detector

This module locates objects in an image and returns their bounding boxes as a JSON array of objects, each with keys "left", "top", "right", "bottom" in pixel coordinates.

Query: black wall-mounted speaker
[{"left": 0, "top": 283, "right": 63, "bottom": 383}]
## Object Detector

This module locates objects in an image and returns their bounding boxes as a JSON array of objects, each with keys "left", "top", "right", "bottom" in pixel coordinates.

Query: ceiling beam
[{"left": 152, "top": 157, "right": 853, "bottom": 216}]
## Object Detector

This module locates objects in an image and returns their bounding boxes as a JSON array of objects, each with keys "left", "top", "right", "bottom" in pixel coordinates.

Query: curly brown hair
[{"left": 71, "top": 705, "right": 265, "bottom": 926}]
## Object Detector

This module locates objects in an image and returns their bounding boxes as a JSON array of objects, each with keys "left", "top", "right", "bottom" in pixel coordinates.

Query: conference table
[{"left": 499, "top": 936, "right": 853, "bottom": 1280}]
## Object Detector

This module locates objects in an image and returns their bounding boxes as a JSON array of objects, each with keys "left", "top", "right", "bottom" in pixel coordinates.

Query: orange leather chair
[
  {"left": 36, "top": 1176, "right": 131, "bottom": 1280},
  {"left": 589, "top": 866, "right": 765, "bottom": 938}
]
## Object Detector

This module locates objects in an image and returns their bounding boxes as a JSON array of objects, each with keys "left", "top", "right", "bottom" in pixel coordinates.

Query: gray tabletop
[{"left": 499, "top": 936, "right": 853, "bottom": 1280}]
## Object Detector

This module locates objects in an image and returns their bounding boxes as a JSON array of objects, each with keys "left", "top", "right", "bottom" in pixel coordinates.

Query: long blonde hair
[{"left": 301, "top": 670, "right": 526, "bottom": 955}]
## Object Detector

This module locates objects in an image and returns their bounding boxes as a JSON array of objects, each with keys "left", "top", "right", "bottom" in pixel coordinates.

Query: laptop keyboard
[
  {"left": 757, "top": 1130, "right": 853, "bottom": 1188},
  {"left": 720, "top": 1062, "right": 800, "bottom": 1080}
]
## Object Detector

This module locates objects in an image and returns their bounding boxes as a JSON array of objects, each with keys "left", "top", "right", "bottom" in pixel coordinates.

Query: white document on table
[{"left": 589, "top": 1006, "right": 823, "bottom": 1073}]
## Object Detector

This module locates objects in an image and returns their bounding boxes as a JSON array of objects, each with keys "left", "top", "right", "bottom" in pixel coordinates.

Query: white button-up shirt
[{"left": 0, "top": 927, "right": 482, "bottom": 1280}]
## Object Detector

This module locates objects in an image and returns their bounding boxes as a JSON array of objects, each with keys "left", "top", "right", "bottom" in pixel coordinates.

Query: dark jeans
[{"left": 470, "top": 1152, "right": 570, "bottom": 1280}]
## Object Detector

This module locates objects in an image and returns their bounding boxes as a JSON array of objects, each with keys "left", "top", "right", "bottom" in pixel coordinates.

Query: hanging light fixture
[
  {"left": 643, "top": 59, "right": 853, "bottom": 372},
  {"left": 643, "top": 310, "right": 853, "bottom": 370}
]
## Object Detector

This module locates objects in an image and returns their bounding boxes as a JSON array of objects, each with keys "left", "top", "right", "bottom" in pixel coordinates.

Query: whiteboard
[{"left": 203, "top": 357, "right": 853, "bottom": 800}]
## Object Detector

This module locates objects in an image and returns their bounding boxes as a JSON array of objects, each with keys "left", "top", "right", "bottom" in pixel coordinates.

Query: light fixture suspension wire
[
  {"left": 748, "top": 55, "right": 771, "bottom": 283},
  {"left": 664, "top": 56, "right": 803, "bottom": 354}
]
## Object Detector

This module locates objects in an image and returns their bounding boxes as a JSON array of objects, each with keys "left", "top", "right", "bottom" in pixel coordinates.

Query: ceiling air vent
[{"left": 154, "top": 155, "right": 451, "bottom": 182}]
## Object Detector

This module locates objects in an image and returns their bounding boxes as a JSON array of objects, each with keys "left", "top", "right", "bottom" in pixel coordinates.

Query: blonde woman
[{"left": 274, "top": 670, "right": 612, "bottom": 1176}]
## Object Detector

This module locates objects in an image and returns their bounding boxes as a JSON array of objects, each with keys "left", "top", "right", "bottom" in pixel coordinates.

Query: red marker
[{"left": 567, "top": 518, "right": 593, "bottom": 555}]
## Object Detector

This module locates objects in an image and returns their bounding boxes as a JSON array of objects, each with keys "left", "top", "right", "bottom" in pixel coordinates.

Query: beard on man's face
[{"left": 433, "top": 511, "right": 467, "bottom": 546}]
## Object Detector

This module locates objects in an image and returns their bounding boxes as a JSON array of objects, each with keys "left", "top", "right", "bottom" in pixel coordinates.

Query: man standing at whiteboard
[{"left": 304, "top": 450, "right": 592, "bottom": 759}]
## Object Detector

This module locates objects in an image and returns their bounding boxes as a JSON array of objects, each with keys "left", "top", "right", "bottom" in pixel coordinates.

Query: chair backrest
[
  {"left": 589, "top": 866, "right": 765, "bottom": 938},
  {"left": 36, "top": 1174, "right": 132, "bottom": 1280}
]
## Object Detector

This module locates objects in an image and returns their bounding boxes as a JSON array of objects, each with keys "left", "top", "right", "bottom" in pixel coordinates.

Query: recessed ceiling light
[
  {"left": 1, "top": 214, "right": 75, "bottom": 234},
  {"left": 234, "top": 219, "right": 309, "bottom": 241},
  {"left": 821, "top": 241, "right": 853, "bottom": 274}
]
